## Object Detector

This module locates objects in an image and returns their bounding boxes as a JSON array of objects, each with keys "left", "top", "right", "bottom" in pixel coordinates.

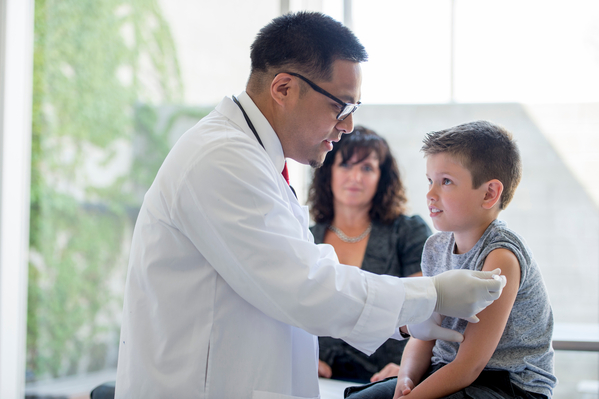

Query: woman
[{"left": 308, "top": 125, "right": 432, "bottom": 383}]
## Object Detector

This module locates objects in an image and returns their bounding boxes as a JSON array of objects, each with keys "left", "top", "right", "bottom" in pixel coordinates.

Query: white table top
[{"left": 552, "top": 322, "right": 599, "bottom": 351}]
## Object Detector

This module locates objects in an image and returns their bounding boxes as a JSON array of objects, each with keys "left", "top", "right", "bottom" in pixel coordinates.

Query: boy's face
[{"left": 425, "top": 153, "right": 489, "bottom": 234}]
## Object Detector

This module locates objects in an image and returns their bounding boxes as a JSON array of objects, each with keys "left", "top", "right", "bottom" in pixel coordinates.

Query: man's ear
[
  {"left": 270, "top": 73, "right": 298, "bottom": 107},
  {"left": 482, "top": 179, "right": 504, "bottom": 210}
]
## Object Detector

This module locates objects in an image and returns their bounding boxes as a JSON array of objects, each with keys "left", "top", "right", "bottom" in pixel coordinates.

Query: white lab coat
[{"left": 115, "top": 92, "right": 436, "bottom": 399}]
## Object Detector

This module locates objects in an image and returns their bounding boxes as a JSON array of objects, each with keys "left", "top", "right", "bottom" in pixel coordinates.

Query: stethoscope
[{"left": 232, "top": 95, "right": 297, "bottom": 198}]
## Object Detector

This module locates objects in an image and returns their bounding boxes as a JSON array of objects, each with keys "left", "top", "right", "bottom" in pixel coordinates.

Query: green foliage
[{"left": 28, "top": 0, "right": 206, "bottom": 380}]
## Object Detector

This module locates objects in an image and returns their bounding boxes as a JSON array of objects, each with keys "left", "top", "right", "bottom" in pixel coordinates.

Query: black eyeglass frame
[{"left": 279, "top": 72, "right": 361, "bottom": 121}]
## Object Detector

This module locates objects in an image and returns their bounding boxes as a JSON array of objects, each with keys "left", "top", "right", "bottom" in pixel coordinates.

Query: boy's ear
[{"left": 482, "top": 179, "right": 503, "bottom": 210}]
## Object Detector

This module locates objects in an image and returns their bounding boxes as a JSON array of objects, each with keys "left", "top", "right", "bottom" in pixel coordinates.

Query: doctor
[{"left": 115, "top": 12, "right": 505, "bottom": 399}]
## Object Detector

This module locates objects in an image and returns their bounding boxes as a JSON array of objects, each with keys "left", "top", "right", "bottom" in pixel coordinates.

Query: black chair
[{"left": 90, "top": 381, "right": 115, "bottom": 399}]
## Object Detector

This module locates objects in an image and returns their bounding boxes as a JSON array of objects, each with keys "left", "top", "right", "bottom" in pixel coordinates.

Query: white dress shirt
[{"left": 115, "top": 92, "right": 436, "bottom": 399}]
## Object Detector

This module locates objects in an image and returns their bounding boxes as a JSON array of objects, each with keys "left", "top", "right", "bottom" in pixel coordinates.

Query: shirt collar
[{"left": 234, "top": 91, "right": 286, "bottom": 175}]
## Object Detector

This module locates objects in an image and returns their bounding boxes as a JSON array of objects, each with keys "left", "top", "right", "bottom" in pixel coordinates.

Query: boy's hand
[
  {"left": 432, "top": 268, "right": 506, "bottom": 322},
  {"left": 371, "top": 362, "right": 400, "bottom": 382},
  {"left": 407, "top": 312, "right": 464, "bottom": 342},
  {"left": 393, "top": 376, "right": 415, "bottom": 398}
]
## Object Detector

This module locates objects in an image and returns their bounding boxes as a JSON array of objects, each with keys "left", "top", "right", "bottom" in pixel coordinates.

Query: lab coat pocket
[{"left": 252, "top": 390, "right": 319, "bottom": 399}]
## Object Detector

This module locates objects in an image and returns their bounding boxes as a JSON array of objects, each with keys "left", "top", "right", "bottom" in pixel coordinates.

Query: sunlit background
[{"left": 1, "top": 0, "right": 598, "bottom": 398}]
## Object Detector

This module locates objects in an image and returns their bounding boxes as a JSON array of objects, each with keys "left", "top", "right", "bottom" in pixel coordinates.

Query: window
[{"left": 15, "top": 1, "right": 599, "bottom": 398}]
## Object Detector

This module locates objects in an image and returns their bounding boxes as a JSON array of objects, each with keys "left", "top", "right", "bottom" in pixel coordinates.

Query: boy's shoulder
[
  {"left": 476, "top": 220, "right": 537, "bottom": 278},
  {"left": 479, "top": 220, "right": 531, "bottom": 255},
  {"left": 422, "top": 220, "right": 535, "bottom": 274},
  {"left": 424, "top": 219, "right": 526, "bottom": 248}
]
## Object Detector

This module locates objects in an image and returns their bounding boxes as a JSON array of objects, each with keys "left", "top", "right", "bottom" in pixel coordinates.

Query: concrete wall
[{"left": 353, "top": 102, "right": 599, "bottom": 325}]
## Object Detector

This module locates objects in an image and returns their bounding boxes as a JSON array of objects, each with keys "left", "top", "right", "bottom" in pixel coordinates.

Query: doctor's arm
[
  {"left": 174, "top": 140, "right": 410, "bottom": 353},
  {"left": 393, "top": 249, "right": 520, "bottom": 399}
]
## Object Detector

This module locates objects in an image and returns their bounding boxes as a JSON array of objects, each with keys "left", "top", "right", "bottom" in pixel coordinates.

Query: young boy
[{"left": 345, "top": 121, "right": 556, "bottom": 399}]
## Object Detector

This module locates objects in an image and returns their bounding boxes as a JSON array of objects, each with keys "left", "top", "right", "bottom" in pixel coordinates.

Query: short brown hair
[
  {"left": 421, "top": 121, "right": 522, "bottom": 209},
  {"left": 309, "top": 126, "right": 407, "bottom": 224}
]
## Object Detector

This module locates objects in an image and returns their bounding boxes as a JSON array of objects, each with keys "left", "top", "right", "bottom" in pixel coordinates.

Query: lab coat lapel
[{"left": 218, "top": 93, "right": 311, "bottom": 241}]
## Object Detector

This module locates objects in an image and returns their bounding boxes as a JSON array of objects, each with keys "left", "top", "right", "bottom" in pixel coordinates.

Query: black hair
[{"left": 250, "top": 11, "right": 367, "bottom": 81}]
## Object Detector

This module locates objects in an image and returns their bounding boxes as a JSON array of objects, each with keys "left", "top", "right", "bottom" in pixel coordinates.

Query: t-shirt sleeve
[
  {"left": 396, "top": 215, "right": 432, "bottom": 277},
  {"left": 476, "top": 237, "right": 528, "bottom": 288}
]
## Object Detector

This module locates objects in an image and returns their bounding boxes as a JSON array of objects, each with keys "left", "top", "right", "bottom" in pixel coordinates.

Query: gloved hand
[
  {"left": 432, "top": 268, "right": 507, "bottom": 323},
  {"left": 407, "top": 312, "right": 464, "bottom": 342}
]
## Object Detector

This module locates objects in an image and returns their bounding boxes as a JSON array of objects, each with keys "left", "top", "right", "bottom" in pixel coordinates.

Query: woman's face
[{"left": 331, "top": 150, "right": 381, "bottom": 211}]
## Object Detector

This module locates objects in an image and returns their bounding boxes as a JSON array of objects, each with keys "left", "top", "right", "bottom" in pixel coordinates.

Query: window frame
[{"left": 0, "top": 0, "right": 34, "bottom": 397}]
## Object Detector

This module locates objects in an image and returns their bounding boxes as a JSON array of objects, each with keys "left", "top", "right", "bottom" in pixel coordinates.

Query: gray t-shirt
[{"left": 422, "top": 219, "right": 557, "bottom": 397}]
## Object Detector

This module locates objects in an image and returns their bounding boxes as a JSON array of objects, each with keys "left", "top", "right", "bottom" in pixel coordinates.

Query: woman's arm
[
  {"left": 318, "top": 359, "right": 332, "bottom": 378},
  {"left": 396, "top": 248, "right": 520, "bottom": 399}
]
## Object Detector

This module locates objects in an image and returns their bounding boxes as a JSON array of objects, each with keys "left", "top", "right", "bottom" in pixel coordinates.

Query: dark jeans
[
  {"left": 90, "top": 381, "right": 115, "bottom": 399},
  {"left": 344, "top": 364, "right": 548, "bottom": 399}
]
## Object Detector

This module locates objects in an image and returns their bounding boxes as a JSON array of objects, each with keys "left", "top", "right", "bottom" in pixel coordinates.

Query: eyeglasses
[{"left": 281, "top": 72, "right": 361, "bottom": 121}]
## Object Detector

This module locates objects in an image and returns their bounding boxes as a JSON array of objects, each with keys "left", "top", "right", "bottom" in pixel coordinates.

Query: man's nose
[{"left": 336, "top": 113, "right": 354, "bottom": 134}]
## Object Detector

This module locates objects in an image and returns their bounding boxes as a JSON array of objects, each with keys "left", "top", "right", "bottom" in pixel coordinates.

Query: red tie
[{"left": 281, "top": 162, "right": 290, "bottom": 185}]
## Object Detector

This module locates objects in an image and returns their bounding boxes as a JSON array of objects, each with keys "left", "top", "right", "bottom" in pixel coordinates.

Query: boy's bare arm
[
  {"left": 394, "top": 249, "right": 520, "bottom": 399},
  {"left": 393, "top": 338, "right": 435, "bottom": 398}
]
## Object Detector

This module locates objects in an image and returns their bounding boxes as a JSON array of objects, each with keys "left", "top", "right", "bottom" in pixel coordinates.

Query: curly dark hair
[{"left": 308, "top": 126, "right": 408, "bottom": 225}]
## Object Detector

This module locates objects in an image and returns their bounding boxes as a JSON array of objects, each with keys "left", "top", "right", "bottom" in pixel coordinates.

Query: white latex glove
[
  {"left": 432, "top": 268, "right": 507, "bottom": 323},
  {"left": 407, "top": 312, "right": 464, "bottom": 342}
]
